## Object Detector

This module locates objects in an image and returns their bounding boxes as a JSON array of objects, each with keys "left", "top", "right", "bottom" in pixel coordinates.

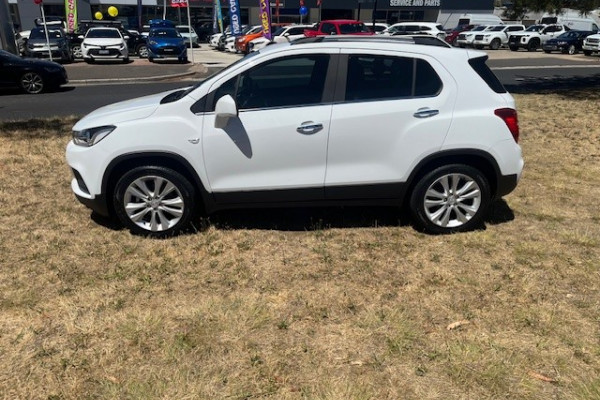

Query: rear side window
[
  {"left": 468, "top": 56, "right": 506, "bottom": 94},
  {"left": 345, "top": 55, "right": 442, "bottom": 102}
]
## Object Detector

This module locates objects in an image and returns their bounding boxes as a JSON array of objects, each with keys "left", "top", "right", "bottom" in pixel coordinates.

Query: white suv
[
  {"left": 81, "top": 27, "right": 129, "bottom": 63},
  {"left": 472, "top": 24, "right": 526, "bottom": 50},
  {"left": 66, "top": 36, "right": 523, "bottom": 236},
  {"left": 382, "top": 22, "right": 446, "bottom": 40}
]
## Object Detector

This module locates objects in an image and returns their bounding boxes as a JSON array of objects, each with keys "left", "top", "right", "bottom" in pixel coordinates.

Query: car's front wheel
[
  {"left": 113, "top": 166, "right": 197, "bottom": 237},
  {"left": 20, "top": 72, "right": 44, "bottom": 94},
  {"left": 566, "top": 44, "right": 577, "bottom": 55},
  {"left": 527, "top": 39, "right": 539, "bottom": 52},
  {"left": 490, "top": 38, "right": 501, "bottom": 50},
  {"left": 409, "top": 165, "right": 490, "bottom": 234}
]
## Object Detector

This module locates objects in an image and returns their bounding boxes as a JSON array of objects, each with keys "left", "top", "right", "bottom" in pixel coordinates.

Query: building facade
[{"left": 9, "top": 0, "right": 493, "bottom": 32}]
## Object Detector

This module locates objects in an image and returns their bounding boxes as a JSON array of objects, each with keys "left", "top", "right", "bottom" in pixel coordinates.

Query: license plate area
[{"left": 99, "top": 50, "right": 109, "bottom": 55}]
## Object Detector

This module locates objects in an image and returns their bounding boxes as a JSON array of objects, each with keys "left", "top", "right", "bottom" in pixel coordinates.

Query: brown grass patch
[{"left": 0, "top": 93, "right": 599, "bottom": 399}]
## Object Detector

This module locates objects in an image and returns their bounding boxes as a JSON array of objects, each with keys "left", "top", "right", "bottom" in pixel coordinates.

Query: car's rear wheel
[
  {"left": 409, "top": 165, "right": 490, "bottom": 234},
  {"left": 567, "top": 44, "right": 577, "bottom": 55},
  {"left": 584, "top": 50, "right": 592, "bottom": 56},
  {"left": 113, "top": 166, "right": 196, "bottom": 237},
  {"left": 509, "top": 45, "right": 518, "bottom": 51},
  {"left": 20, "top": 72, "right": 44, "bottom": 94}
]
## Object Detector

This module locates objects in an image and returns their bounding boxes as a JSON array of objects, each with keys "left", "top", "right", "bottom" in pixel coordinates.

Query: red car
[
  {"left": 445, "top": 24, "right": 475, "bottom": 46},
  {"left": 304, "top": 19, "right": 375, "bottom": 37}
]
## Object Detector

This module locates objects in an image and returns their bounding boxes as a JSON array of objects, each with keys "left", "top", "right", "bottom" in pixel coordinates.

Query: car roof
[{"left": 88, "top": 27, "right": 120, "bottom": 31}]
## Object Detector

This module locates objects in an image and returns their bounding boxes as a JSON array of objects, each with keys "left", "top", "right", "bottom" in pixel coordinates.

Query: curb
[{"left": 69, "top": 70, "right": 198, "bottom": 85}]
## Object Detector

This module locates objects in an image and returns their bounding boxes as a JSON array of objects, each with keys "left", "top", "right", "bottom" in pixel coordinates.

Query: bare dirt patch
[{"left": 0, "top": 92, "right": 598, "bottom": 399}]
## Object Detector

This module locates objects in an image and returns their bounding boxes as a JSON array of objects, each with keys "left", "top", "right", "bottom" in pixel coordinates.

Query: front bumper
[
  {"left": 582, "top": 43, "right": 600, "bottom": 51},
  {"left": 83, "top": 47, "right": 128, "bottom": 60},
  {"left": 148, "top": 46, "right": 187, "bottom": 59}
]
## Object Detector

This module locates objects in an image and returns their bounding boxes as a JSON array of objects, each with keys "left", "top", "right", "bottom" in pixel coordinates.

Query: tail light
[{"left": 495, "top": 108, "right": 520, "bottom": 143}]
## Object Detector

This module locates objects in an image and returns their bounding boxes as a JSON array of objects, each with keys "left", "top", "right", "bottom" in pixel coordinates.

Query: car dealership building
[{"left": 9, "top": 0, "right": 493, "bottom": 31}]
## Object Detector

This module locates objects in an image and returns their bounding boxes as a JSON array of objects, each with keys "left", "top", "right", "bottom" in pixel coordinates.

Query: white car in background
[
  {"left": 249, "top": 24, "right": 313, "bottom": 52},
  {"left": 472, "top": 24, "right": 526, "bottom": 50},
  {"left": 456, "top": 25, "right": 493, "bottom": 47},
  {"left": 382, "top": 22, "right": 446, "bottom": 39},
  {"left": 209, "top": 28, "right": 229, "bottom": 48},
  {"left": 176, "top": 25, "right": 199, "bottom": 47},
  {"left": 81, "top": 27, "right": 129, "bottom": 63}
]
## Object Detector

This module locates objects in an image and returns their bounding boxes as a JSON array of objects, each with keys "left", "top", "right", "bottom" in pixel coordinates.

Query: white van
[
  {"left": 540, "top": 14, "right": 599, "bottom": 31},
  {"left": 439, "top": 13, "right": 503, "bottom": 30}
]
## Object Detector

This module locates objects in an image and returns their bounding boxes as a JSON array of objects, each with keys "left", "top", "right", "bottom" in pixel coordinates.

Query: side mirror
[
  {"left": 283, "top": 32, "right": 290, "bottom": 37},
  {"left": 214, "top": 95, "right": 237, "bottom": 129},
  {"left": 78, "top": 35, "right": 84, "bottom": 39},
  {"left": 124, "top": 36, "right": 130, "bottom": 40}
]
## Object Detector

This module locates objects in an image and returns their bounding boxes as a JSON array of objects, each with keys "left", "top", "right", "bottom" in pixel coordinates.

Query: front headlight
[{"left": 72, "top": 125, "right": 116, "bottom": 147}]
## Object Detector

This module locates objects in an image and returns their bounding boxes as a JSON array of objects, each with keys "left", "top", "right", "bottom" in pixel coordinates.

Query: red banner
[{"left": 171, "top": 0, "right": 188, "bottom": 7}]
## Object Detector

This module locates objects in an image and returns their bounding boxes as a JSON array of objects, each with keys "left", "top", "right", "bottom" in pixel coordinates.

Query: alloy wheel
[
  {"left": 422, "top": 173, "right": 482, "bottom": 228},
  {"left": 123, "top": 175, "right": 185, "bottom": 233},
  {"left": 20, "top": 72, "right": 44, "bottom": 94}
]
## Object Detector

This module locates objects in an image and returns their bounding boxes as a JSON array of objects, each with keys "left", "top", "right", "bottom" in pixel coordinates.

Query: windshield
[
  {"left": 150, "top": 28, "right": 181, "bottom": 38},
  {"left": 86, "top": 29, "right": 121, "bottom": 39},
  {"left": 490, "top": 26, "right": 505, "bottom": 32},
  {"left": 30, "top": 28, "right": 63, "bottom": 40},
  {"left": 472, "top": 25, "right": 488, "bottom": 31},
  {"left": 558, "top": 31, "right": 579, "bottom": 39},
  {"left": 273, "top": 26, "right": 287, "bottom": 36},
  {"left": 177, "top": 27, "right": 190, "bottom": 33},
  {"left": 526, "top": 25, "right": 545, "bottom": 32},
  {"left": 339, "top": 23, "right": 370, "bottom": 34}
]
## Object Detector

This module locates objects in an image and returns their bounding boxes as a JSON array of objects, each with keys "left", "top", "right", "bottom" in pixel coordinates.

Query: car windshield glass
[
  {"left": 86, "top": 29, "right": 121, "bottom": 38},
  {"left": 177, "top": 27, "right": 189, "bottom": 33},
  {"left": 340, "top": 23, "right": 369, "bottom": 34},
  {"left": 472, "top": 26, "right": 487, "bottom": 31},
  {"left": 526, "top": 25, "right": 544, "bottom": 31},
  {"left": 273, "top": 27, "right": 287, "bottom": 36},
  {"left": 30, "top": 29, "right": 62, "bottom": 39},
  {"left": 559, "top": 31, "right": 578, "bottom": 38},
  {"left": 490, "top": 26, "right": 505, "bottom": 31},
  {"left": 150, "top": 28, "right": 180, "bottom": 38}
]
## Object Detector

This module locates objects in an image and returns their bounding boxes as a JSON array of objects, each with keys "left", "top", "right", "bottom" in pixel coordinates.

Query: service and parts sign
[
  {"left": 228, "top": 0, "right": 242, "bottom": 36},
  {"left": 65, "top": 0, "right": 77, "bottom": 32},
  {"left": 259, "top": 0, "right": 272, "bottom": 40},
  {"left": 390, "top": 0, "right": 440, "bottom": 6}
]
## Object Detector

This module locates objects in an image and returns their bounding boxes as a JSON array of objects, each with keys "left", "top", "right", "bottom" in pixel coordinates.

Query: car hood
[
  {"left": 83, "top": 38, "right": 124, "bottom": 46},
  {"left": 15, "top": 57, "right": 64, "bottom": 69},
  {"left": 28, "top": 38, "right": 63, "bottom": 45},
  {"left": 73, "top": 90, "right": 178, "bottom": 130}
]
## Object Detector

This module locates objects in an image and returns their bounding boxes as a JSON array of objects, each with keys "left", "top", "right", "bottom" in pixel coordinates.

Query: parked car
[
  {"left": 508, "top": 24, "right": 568, "bottom": 51},
  {"left": 444, "top": 24, "right": 475, "bottom": 46},
  {"left": 194, "top": 21, "right": 214, "bottom": 42},
  {"left": 25, "top": 26, "right": 73, "bottom": 63},
  {"left": 0, "top": 49, "right": 68, "bottom": 94},
  {"left": 304, "top": 20, "right": 374, "bottom": 37},
  {"left": 147, "top": 27, "right": 187, "bottom": 63},
  {"left": 383, "top": 22, "right": 446, "bottom": 40},
  {"left": 66, "top": 35, "right": 523, "bottom": 237},
  {"left": 71, "top": 20, "right": 144, "bottom": 59},
  {"left": 249, "top": 24, "right": 313, "bottom": 52},
  {"left": 81, "top": 27, "right": 129, "bottom": 63},
  {"left": 472, "top": 24, "right": 526, "bottom": 50},
  {"left": 543, "top": 30, "right": 595, "bottom": 54},
  {"left": 175, "top": 25, "right": 199, "bottom": 47},
  {"left": 367, "top": 22, "right": 390, "bottom": 34},
  {"left": 217, "top": 25, "right": 251, "bottom": 51},
  {"left": 582, "top": 32, "right": 600, "bottom": 55},
  {"left": 234, "top": 25, "right": 264, "bottom": 54},
  {"left": 455, "top": 25, "right": 493, "bottom": 47}
]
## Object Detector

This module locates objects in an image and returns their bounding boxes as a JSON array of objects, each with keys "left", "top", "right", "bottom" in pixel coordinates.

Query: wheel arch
[
  {"left": 404, "top": 150, "right": 501, "bottom": 205},
  {"left": 102, "top": 151, "right": 213, "bottom": 215}
]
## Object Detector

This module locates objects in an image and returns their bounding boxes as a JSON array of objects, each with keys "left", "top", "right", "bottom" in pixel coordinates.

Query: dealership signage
[{"left": 390, "top": 0, "right": 441, "bottom": 6}]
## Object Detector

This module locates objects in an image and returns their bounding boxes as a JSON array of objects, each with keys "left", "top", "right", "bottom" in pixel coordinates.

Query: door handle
[
  {"left": 413, "top": 108, "right": 439, "bottom": 118},
  {"left": 296, "top": 121, "right": 323, "bottom": 135}
]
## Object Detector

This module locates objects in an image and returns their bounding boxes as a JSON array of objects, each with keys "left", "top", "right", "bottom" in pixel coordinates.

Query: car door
[
  {"left": 0, "top": 52, "right": 20, "bottom": 88},
  {"left": 325, "top": 52, "right": 456, "bottom": 199},
  {"left": 200, "top": 50, "right": 339, "bottom": 203}
]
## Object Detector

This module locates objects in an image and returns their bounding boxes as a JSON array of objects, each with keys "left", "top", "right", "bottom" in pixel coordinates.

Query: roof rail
[{"left": 291, "top": 34, "right": 451, "bottom": 48}]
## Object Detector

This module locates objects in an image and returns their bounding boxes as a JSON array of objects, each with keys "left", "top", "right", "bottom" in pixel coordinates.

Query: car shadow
[
  {"left": 505, "top": 72, "right": 600, "bottom": 97},
  {"left": 90, "top": 198, "right": 514, "bottom": 235}
]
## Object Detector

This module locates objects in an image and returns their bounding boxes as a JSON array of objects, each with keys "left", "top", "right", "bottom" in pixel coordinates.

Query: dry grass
[{"left": 0, "top": 91, "right": 599, "bottom": 400}]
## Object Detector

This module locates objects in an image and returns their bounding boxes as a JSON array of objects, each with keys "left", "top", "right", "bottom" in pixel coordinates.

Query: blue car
[{"left": 147, "top": 27, "right": 188, "bottom": 63}]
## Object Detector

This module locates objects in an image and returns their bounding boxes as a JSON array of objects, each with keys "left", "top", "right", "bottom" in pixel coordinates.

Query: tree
[{"left": 502, "top": 0, "right": 600, "bottom": 18}]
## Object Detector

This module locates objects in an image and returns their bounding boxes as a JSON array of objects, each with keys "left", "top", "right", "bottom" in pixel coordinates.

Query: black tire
[
  {"left": 527, "top": 39, "right": 539, "bottom": 52},
  {"left": 509, "top": 45, "right": 518, "bottom": 51},
  {"left": 584, "top": 50, "right": 592, "bottom": 56},
  {"left": 490, "top": 38, "right": 501, "bottom": 50},
  {"left": 474, "top": 45, "right": 484, "bottom": 49},
  {"left": 567, "top": 45, "right": 577, "bottom": 55},
  {"left": 452, "top": 37, "right": 458, "bottom": 47},
  {"left": 409, "top": 164, "right": 490, "bottom": 234},
  {"left": 123, "top": 57, "right": 129, "bottom": 63},
  {"left": 20, "top": 72, "right": 44, "bottom": 94},
  {"left": 113, "top": 166, "right": 197, "bottom": 237},
  {"left": 148, "top": 57, "right": 154, "bottom": 63},
  {"left": 544, "top": 50, "right": 552, "bottom": 54}
]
